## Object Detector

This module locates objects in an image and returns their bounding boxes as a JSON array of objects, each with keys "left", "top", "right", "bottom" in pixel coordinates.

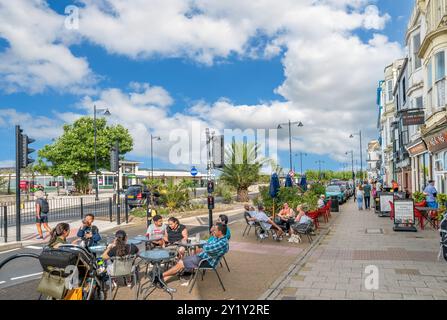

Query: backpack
[
  {"left": 440, "top": 216, "right": 447, "bottom": 262},
  {"left": 38, "top": 198, "right": 50, "bottom": 214}
]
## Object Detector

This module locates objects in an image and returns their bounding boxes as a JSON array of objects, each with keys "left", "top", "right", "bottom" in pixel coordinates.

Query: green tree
[
  {"left": 219, "top": 142, "right": 268, "bottom": 202},
  {"left": 38, "top": 117, "right": 133, "bottom": 194}
]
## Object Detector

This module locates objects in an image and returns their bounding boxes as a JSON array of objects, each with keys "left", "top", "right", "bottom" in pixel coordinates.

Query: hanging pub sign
[
  {"left": 401, "top": 110, "right": 425, "bottom": 126},
  {"left": 378, "top": 192, "right": 394, "bottom": 217},
  {"left": 393, "top": 199, "right": 417, "bottom": 232}
]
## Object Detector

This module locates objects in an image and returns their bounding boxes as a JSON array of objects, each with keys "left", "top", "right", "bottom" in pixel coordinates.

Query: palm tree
[{"left": 219, "top": 141, "right": 268, "bottom": 202}]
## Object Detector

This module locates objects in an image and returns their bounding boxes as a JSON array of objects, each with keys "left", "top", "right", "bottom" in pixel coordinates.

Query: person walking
[
  {"left": 356, "top": 184, "right": 364, "bottom": 211},
  {"left": 423, "top": 180, "right": 438, "bottom": 209},
  {"left": 363, "top": 180, "right": 372, "bottom": 210},
  {"left": 35, "top": 189, "right": 51, "bottom": 240},
  {"left": 391, "top": 180, "right": 399, "bottom": 193}
]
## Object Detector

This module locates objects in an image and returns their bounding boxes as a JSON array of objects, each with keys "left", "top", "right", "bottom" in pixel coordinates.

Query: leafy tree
[
  {"left": 38, "top": 117, "right": 133, "bottom": 194},
  {"left": 219, "top": 142, "right": 268, "bottom": 202}
]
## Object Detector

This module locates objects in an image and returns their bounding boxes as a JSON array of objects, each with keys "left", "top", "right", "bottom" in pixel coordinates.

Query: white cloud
[
  {"left": 0, "top": 0, "right": 95, "bottom": 93},
  {"left": 0, "top": 0, "right": 404, "bottom": 167}
]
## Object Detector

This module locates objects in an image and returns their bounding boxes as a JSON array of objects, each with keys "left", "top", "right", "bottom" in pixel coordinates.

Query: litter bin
[{"left": 330, "top": 196, "right": 339, "bottom": 212}]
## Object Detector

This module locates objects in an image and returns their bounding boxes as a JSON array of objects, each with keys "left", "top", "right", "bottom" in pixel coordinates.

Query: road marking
[
  {"left": 0, "top": 281, "right": 5, "bottom": 285},
  {"left": 0, "top": 248, "right": 21, "bottom": 255},
  {"left": 10, "top": 272, "right": 43, "bottom": 281},
  {"left": 25, "top": 246, "right": 43, "bottom": 250}
]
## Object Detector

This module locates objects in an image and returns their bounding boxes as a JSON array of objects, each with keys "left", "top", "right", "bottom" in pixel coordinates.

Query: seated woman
[
  {"left": 102, "top": 230, "right": 139, "bottom": 287},
  {"left": 277, "top": 203, "right": 295, "bottom": 235},
  {"left": 48, "top": 223, "right": 70, "bottom": 249},
  {"left": 289, "top": 205, "right": 314, "bottom": 243},
  {"left": 163, "top": 217, "right": 188, "bottom": 259}
]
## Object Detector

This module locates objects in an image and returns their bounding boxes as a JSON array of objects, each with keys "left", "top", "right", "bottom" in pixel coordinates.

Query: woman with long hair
[
  {"left": 48, "top": 223, "right": 70, "bottom": 249},
  {"left": 102, "top": 230, "right": 138, "bottom": 261}
]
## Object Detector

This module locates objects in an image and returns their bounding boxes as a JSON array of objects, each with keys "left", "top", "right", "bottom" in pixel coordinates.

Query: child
[{"left": 357, "top": 185, "right": 364, "bottom": 210}]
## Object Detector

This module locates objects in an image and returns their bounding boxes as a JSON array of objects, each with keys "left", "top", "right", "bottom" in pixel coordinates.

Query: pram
[{"left": 0, "top": 244, "right": 107, "bottom": 300}]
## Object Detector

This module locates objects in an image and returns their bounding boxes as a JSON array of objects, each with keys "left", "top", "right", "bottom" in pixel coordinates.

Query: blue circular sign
[{"left": 190, "top": 167, "right": 198, "bottom": 176}]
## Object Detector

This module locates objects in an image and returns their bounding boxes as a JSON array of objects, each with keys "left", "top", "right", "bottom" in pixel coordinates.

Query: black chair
[
  {"left": 242, "top": 211, "right": 256, "bottom": 236},
  {"left": 188, "top": 256, "right": 226, "bottom": 293},
  {"left": 291, "top": 222, "right": 314, "bottom": 243}
]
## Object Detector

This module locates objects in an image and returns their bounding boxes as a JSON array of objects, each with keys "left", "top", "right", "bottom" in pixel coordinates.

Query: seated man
[
  {"left": 162, "top": 223, "right": 229, "bottom": 282},
  {"left": 74, "top": 213, "right": 101, "bottom": 247},
  {"left": 317, "top": 195, "right": 326, "bottom": 209},
  {"left": 164, "top": 217, "right": 188, "bottom": 258},
  {"left": 145, "top": 215, "right": 166, "bottom": 248},
  {"left": 209, "top": 214, "right": 231, "bottom": 241},
  {"left": 247, "top": 205, "right": 285, "bottom": 240}
]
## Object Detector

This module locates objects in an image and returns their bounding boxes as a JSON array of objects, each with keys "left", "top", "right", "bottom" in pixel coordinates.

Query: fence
[{"left": 0, "top": 197, "right": 130, "bottom": 243}]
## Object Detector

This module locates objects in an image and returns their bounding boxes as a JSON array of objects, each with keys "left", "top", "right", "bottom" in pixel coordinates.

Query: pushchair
[{"left": 0, "top": 244, "right": 107, "bottom": 300}]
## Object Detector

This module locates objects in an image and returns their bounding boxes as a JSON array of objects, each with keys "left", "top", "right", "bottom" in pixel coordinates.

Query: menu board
[
  {"left": 379, "top": 192, "right": 394, "bottom": 212},
  {"left": 393, "top": 199, "right": 415, "bottom": 225}
]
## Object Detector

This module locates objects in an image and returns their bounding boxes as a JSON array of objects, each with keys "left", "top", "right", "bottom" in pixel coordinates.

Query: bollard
[
  {"left": 109, "top": 198, "right": 113, "bottom": 222},
  {"left": 80, "top": 198, "right": 84, "bottom": 220},
  {"left": 125, "top": 198, "right": 129, "bottom": 224},
  {"left": 3, "top": 206, "right": 7, "bottom": 243}
]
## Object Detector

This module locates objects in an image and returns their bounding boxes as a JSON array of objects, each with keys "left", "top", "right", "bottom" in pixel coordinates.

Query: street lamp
[
  {"left": 277, "top": 120, "right": 304, "bottom": 172},
  {"left": 346, "top": 151, "right": 354, "bottom": 181},
  {"left": 93, "top": 105, "right": 111, "bottom": 201},
  {"left": 150, "top": 134, "right": 161, "bottom": 180},
  {"left": 350, "top": 130, "right": 363, "bottom": 181},
  {"left": 295, "top": 152, "right": 307, "bottom": 175},
  {"left": 315, "top": 160, "right": 325, "bottom": 180}
]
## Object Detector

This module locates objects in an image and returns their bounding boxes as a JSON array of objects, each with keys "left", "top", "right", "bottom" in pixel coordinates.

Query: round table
[
  {"left": 138, "top": 249, "right": 177, "bottom": 300},
  {"left": 177, "top": 240, "right": 208, "bottom": 256},
  {"left": 127, "top": 239, "right": 142, "bottom": 245}
]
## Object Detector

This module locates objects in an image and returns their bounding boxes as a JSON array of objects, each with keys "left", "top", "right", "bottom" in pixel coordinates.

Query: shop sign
[
  {"left": 424, "top": 130, "right": 447, "bottom": 153},
  {"left": 402, "top": 110, "right": 425, "bottom": 126},
  {"left": 407, "top": 141, "right": 427, "bottom": 156}
]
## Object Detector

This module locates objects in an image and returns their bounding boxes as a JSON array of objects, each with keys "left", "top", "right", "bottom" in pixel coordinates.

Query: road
[{"left": 0, "top": 222, "right": 210, "bottom": 298}]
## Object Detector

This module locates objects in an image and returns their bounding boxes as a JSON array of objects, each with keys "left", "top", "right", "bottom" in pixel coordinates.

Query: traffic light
[
  {"left": 207, "top": 196, "right": 215, "bottom": 210},
  {"left": 20, "top": 134, "right": 35, "bottom": 168},
  {"left": 207, "top": 181, "right": 214, "bottom": 193},
  {"left": 110, "top": 142, "right": 119, "bottom": 172}
]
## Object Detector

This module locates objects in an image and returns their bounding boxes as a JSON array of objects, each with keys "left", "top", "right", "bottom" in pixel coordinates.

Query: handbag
[{"left": 37, "top": 270, "right": 67, "bottom": 300}]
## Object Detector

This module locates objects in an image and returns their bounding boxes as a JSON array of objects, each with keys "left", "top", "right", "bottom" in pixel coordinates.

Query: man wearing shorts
[
  {"left": 162, "top": 223, "right": 229, "bottom": 282},
  {"left": 35, "top": 190, "right": 51, "bottom": 240}
]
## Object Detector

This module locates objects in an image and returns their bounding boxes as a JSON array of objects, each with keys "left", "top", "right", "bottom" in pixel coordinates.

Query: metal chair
[
  {"left": 242, "top": 211, "right": 257, "bottom": 236},
  {"left": 188, "top": 256, "right": 226, "bottom": 293},
  {"left": 107, "top": 254, "right": 139, "bottom": 300}
]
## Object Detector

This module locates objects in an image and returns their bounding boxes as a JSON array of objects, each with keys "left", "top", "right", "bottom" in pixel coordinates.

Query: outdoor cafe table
[
  {"left": 88, "top": 245, "right": 107, "bottom": 256},
  {"left": 415, "top": 207, "right": 440, "bottom": 229},
  {"left": 138, "top": 249, "right": 177, "bottom": 300},
  {"left": 176, "top": 239, "right": 208, "bottom": 256},
  {"left": 132, "top": 235, "right": 164, "bottom": 250}
]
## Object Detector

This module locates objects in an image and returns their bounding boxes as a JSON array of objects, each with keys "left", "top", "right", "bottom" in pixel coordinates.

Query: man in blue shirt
[
  {"left": 162, "top": 223, "right": 229, "bottom": 282},
  {"left": 424, "top": 180, "right": 438, "bottom": 208},
  {"left": 75, "top": 213, "right": 101, "bottom": 247}
]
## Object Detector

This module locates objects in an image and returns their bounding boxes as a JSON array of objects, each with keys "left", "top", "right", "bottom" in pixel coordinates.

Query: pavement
[{"left": 264, "top": 200, "right": 447, "bottom": 300}]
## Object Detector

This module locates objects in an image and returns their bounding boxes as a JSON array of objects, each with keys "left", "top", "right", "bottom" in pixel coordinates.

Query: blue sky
[{"left": 0, "top": 0, "right": 414, "bottom": 173}]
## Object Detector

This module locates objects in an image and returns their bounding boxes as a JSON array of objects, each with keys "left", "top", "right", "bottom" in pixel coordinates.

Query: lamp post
[
  {"left": 93, "top": 105, "right": 111, "bottom": 201},
  {"left": 350, "top": 130, "right": 363, "bottom": 181},
  {"left": 150, "top": 134, "right": 161, "bottom": 180},
  {"left": 277, "top": 120, "right": 304, "bottom": 172},
  {"left": 315, "top": 160, "right": 325, "bottom": 180},
  {"left": 295, "top": 152, "right": 307, "bottom": 175},
  {"left": 346, "top": 151, "right": 354, "bottom": 180}
]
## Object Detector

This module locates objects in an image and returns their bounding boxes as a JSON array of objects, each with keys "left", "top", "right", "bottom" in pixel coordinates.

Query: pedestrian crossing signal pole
[
  {"left": 15, "top": 125, "right": 21, "bottom": 241},
  {"left": 206, "top": 128, "right": 215, "bottom": 234}
]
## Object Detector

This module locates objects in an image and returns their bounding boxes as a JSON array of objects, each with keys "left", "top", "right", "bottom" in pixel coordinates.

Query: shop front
[
  {"left": 423, "top": 128, "right": 447, "bottom": 193},
  {"left": 407, "top": 138, "right": 430, "bottom": 192},
  {"left": 396, "top": 158, "right": 412, "bottom": 193}
]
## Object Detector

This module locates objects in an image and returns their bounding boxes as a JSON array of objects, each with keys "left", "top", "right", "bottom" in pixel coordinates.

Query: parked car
[
  {"left": 125, "top": 184, "right": 149, "bottom": 209},
  {"left": 325, "top": 184, "right": 346, "bottom": 204}
]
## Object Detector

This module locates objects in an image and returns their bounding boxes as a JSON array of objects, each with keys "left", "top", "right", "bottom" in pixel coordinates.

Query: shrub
[{"left": 412, "top": 191, "right": 425, "bottom": 203}]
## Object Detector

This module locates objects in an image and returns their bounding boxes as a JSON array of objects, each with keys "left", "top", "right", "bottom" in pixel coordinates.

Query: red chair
[
  {"left": 414, "top": 200, "right": 427, "bottom": 230},
  {"left": 317, "top": 207, "right": 327, "bottom": 223},
  {"left": 307, "top": 210, "right": 320, "bottom": 230},
  {"left": 389, "top": 201, "right": 394, "bottom": 220},
  {"left": 326, "top": 200, "right": 332, "bottom": 219}
]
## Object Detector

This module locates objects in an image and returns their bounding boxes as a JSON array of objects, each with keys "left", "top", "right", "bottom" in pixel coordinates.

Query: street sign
[
  {"left": 378, "top": 192, "right": 394, "bottom": 217},
  {"left": 190, "top": 166, "right": 198, "bottom": 176}
]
